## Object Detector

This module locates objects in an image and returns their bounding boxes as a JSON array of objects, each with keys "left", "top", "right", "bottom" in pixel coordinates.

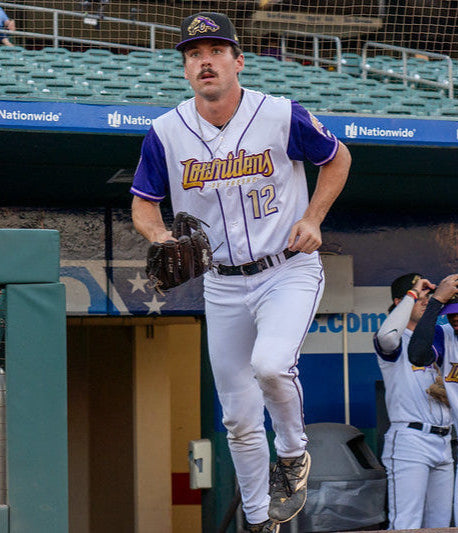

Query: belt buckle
[{"left": 240, "top": 261, "right": 263, "bottom": 276}]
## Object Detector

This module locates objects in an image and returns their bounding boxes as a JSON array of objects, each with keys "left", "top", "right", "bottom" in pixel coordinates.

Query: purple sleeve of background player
[
  {"left": 287, "top": 101, "right": 339, "bottom": 165},
  {"left": 130, "top": 126, "right": 170, "bottom": 202}
]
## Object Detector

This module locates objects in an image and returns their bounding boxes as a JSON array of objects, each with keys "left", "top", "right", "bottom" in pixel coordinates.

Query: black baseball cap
[
  {"left": 391, "top": 273, "right": 423, "bottom": 300},
  {"left": 176, "top": 12, "right": 240, "bottom": 51}
]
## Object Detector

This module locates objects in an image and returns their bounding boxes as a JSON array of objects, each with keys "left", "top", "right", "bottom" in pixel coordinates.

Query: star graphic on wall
[
  {"left": 128, "top": 271, "right": 148, "bottom": 293},
  {"left": 144, "top": 295, "right": 166, "bottom": 315}
]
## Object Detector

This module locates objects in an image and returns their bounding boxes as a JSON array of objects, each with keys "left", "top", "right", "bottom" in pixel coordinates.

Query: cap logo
[
  {"left": 411, "top": 274, "right": 421, "bottom": 286},
  {"left": 188, "top": 16, "right": 220, "bottom": 36}
]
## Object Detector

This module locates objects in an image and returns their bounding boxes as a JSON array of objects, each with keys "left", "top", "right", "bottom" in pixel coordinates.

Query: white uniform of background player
[
  {"left": 374, "top": 273, "right": 453, "bottom": 529},
  {"left": 130, "top": 12, "right": 351, "bottom": 528},
  {"left": 408, "top": 275, "right": 458, "bottom": 525}
]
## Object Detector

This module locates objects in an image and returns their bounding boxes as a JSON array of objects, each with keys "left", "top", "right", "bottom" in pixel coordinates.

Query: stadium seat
[
  {"left": 326, "top": 72, "right": 352, "bottom": 81},
  {"left": 64, "top": 87, "right": 97, "bottom": 99},
  {"left": 41, "top": 47, "right": 69, "bottom": 56},
  {"left": 340, "top": 53, "right": 362, "bottom": 76},
  {"left": 0, "top": 76, "right": 17, "bottom": 88},
  {"left": 84, "top": 48, "right": 113, "bottom": 58},
  {"left": 0, "top": 85, "right": 35, "bottom": 98},
  {"left": 334, "top": 82, "right": 359, "bottom": 95},
  {"left": 381, "top": 104, "right": 415, "bottom": 116},
  {"left": 0, "top": 46, "right": 24, "bottom": 55},
  {"left": 327, "top": 102, "right": 359, "bottom": 113},
  {"left": 347, "top": 96, "right": 379, "bottom": 113},
  {"left": 98, "top": 62, "right": 126, "bottom": 75},
  {"left": 296, "top": 95, "right": 326, "bottom": 112},
  {"left": 122, "top": 89, "right": 155, "bottom": 102},
  {"left": 268, "top": 88, "right": 295, "bottom": 98}
]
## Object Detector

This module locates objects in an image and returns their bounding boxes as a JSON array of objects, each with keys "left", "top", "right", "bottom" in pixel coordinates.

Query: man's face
[
  {"left": 183, "top": 39, "right": 244, "bottom": 101},
  {"left": 447, "top": 312, "right": 458, "bottom": 333}
]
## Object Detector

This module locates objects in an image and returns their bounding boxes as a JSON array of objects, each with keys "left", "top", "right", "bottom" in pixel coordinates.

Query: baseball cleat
[
  {"left": 246, "top": 518, "right": 280, "bottom": 532},
  {"left": 268, "top": 450, "right": 311, "bottom": 523}
]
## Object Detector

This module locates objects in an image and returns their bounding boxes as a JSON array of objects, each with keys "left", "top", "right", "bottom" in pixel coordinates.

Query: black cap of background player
[
  {"left": 388, "top": 273, "right": 422, "bottom": 312},
  {"left": 176, "top": 12, "right": 239, "bottom": 51}
]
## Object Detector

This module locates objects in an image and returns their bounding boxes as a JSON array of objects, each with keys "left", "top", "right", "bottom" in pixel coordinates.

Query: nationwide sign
[{"left": 0, "top": 99, "right": 456, "bottom": 146}]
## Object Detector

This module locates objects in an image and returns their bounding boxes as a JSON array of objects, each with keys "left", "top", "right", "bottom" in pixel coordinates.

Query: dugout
[{"left": 0, "top": 102, "right": 457, "bottom": 533}]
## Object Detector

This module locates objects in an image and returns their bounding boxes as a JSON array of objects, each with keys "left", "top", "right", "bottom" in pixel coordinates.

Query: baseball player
[
  {"left": 408, "top": 274, "right": 458, "bottom": 523},
  {"left": 374, "top": 273, "right": 454, "bottom": 530},
  {"left": 130, "top": 12, "right": 351, "bottom": 532}
]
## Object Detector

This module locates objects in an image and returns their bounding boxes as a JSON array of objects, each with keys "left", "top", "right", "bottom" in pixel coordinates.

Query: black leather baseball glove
[{"left": 146, "top": 212, "right": 212, "bottom": 294}]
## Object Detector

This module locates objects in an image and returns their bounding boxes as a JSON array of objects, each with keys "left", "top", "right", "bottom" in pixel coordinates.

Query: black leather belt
[
  {"left": 408, "top": 422, "right": 450, "bottom": 436},
  {"left": 217, "top": 249, "right": 299, "bottom": 276}
]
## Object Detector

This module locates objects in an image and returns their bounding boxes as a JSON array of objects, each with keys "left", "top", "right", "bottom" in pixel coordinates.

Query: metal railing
[
  {"left": 0, "top": 1, "right": 180, "bottom": 51},
  {"left": 279, "top": 30, "right": 342, "bottom": 72},
  {"left": 362, "top": 41, "right": 454, "bottom": 98}
]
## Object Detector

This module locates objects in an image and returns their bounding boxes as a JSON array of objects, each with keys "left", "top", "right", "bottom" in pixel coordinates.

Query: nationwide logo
[
  {"left": 107, "top": 111, "right": 154, "bottom": 129},
  {"left": 0, "top": 108, "right": 61, "bottom": 122},
  {"left": 345, "top": 122, "right": 416, "bottom": 139}
]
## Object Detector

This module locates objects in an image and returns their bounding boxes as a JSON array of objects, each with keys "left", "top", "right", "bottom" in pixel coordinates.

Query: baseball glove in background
[{"left": 146, "top": 212, "right": 212, "bottom": 294}]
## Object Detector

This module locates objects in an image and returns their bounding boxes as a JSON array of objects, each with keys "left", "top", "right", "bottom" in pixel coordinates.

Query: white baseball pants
[
  {"left": 382, "top": 423, "right": 454, "bottom": 529},
  {"left": 204, "top": 252, "right": 324, "bottom": 524}
]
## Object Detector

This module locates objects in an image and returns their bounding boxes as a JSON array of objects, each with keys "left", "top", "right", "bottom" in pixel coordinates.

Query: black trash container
[{"left": 282, "top": 422, "right": 387, "bottom": 532}]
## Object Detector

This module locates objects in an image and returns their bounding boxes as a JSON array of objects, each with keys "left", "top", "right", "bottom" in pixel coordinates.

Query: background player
[
  {"left": 130, "top": 12, "right": 351, "bottom": 532},
  {"left": 408, "top": 274, "right": 458, "bottom": 524},
  {"left": 374, "top": 273, "right": 453, "bottom": 529}
]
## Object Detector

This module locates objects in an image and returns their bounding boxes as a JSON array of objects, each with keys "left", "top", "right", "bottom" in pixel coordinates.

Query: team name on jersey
[
  {"left": 445, "top": 362, "right": 458, "bottom": 383},
  {"left": 180, "top": 149, "right": 274, "bottom": 190}
]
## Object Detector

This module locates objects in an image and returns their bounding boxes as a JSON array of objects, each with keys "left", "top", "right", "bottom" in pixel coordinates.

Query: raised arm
[
  {"left": 288, "top": 141, "right": 351, "bottom": 253},
  {"left": 408, "top": 274, "right": 458, "bottom": 366}
]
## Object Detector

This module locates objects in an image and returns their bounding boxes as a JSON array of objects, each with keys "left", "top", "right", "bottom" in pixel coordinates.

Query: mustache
[{"left": 198, "top": 67, "right": 218, "bottom": 79}]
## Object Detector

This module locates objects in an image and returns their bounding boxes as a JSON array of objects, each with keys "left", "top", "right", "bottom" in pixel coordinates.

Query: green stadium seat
[
  {"left": 366, "top": 89, "right": 396, "bottom": 106},
  {"left": 296, "top": 95, "right": 327, "bottom": 112},
  {"left": 83, "top": 73, "right": 116, "bottom": 88},
  {"left": 64, "top": 87, "right": 97, "bottom": 99},
  {"left": 158, "top": 82, "right": 188, "bottom": 98},
  {"left": 381, "top": 104, "right": 415, "bottom": 116},
  {"left": 435, "top": 107, "right": 458, "bottom": 118},
  {"left": 334, "top": 82, "right": 359, "bottom": 95},
  {"left": 0, "top": 85, "right": 35, "bottom": 98},
  {"left": 327, "top": 103, "right": 359, "bottom": 113},
  {"left": 268, "top": 88, "right": 295, "bottom": 98},
  {"left": 347, "top": 96, "right": 379, "bottom": 113},
  {"left": 340, "top": 53, "right": 362, "bottom": 76},
  {"left": 84, "top": 49, "right": 113, "bottom": 58},
  {"left": 117, "top": 71, "right": 141, "bottom": 82},
  {"left": 122, "top": 89, "right": 155, "bottom": 103},
  {"left": 39, "top": 80, "right": 75, "bottom": 96},
  {"left": 0, "top": 77, "right": 17, "bottom": 88},
  {"left": 101, "top": 80, "right": 133, "bottom": 94},
  {"left": 128, "top": 51, "right": 156, "bottom": 59},
  {"left": 41, "top": 47, "right": 69, "bottom": 56},
  {"left": 396, "top": 97, "right": 431, "bottom": 115},
  {"left": 326, "top": 72, "right": 352, "bottom": 81},
  {"left": 98, "top": 62, "right": 126, "bottom": 75},
  {"left": 0, "top": 46, "right": 25, "bottom": 55},
  {"left": 242, "top": 82, "right": 263, "bottom": 91}
]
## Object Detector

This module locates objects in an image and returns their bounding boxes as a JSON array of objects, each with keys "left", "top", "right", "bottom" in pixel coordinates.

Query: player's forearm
[
  {"left": 303, "top": 141, "right": 351, "bottom": 224},
  {"left": 132, "top": 196, "right": 169, "bottom": 243},
  {"left": 408, "top": 297, "right": 442, "bottom": 366},
  {"left": 376, "top": 295, "right": 414, "bottom": 353}
]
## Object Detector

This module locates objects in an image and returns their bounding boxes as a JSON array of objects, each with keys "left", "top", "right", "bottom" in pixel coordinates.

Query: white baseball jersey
[
  {"left": 375, "top": 328, "right": 452, "bottom": 426},
  {"left": 131, "top": 89, "right": 338, "bottom": 265}
]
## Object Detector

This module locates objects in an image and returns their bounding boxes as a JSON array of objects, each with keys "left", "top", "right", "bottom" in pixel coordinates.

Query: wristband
[{"left": 407, "top": 289, "right": 419, "bottom": 301}]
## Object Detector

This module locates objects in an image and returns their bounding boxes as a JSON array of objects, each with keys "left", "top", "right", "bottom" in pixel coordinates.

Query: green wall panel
[
  {"left": 5, "top": 283, "right": 68, "bottom": 533},
  {"left": 0, "top": 230, "right": 60, "bottom": 285}
]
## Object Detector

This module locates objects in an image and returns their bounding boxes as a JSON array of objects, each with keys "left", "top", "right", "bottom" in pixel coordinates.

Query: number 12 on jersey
[{"left": 247, "top": 185, "right": 279, "bottom": 219}]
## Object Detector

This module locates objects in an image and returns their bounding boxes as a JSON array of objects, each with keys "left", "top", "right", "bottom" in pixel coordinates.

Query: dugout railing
[
  {"left": 0, "top": 1, "right": 180, "bottom": 52},
  {"left": 362, "top": 41, "right": 455, "bottom": 98}
]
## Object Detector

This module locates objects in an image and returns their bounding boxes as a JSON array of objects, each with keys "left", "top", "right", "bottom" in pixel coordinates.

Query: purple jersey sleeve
[
  {"left": 287, "top": 101, "right": 339, "bottom": 165},
  {"left": 130, "top": 126, "right": 169, "bottom": 202}
]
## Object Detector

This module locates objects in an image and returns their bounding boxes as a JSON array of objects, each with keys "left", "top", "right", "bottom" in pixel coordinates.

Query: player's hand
[
  {"left": 412, "top": 277, "right": 436, "bottom": 299},
  {"left": 287, "top": 217, "right": 322, "bottom": 254},
  {"left": 150, "top": 229, "right": 176, "bottom": 244},
  {"left": 433, "top": 274, "right": 458, "bottom": 304}
]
